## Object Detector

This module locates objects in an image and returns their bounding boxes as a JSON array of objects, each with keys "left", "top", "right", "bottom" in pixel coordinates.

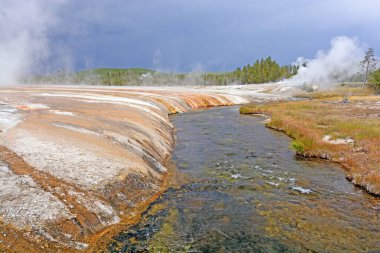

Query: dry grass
[
  {"left": 295, "top": 86, "right": 377, "bottom": 100},
  {"left": 241, "top": 89, "right": 380, "bottom": 195}
]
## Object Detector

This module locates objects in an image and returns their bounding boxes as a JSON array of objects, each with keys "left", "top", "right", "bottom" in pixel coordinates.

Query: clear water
[{"left": 110, "top": 106, "right": 380, "bottom": 252}]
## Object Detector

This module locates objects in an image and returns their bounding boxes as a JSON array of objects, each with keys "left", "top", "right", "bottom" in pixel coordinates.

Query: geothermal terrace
[{"left": 0, "top": 84, "right": 292, "bottom": 251}]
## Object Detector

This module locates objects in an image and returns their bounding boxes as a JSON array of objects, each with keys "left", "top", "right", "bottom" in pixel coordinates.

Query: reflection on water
[{"left": 109, "top": 106, "right": 380, "bottom": 252}]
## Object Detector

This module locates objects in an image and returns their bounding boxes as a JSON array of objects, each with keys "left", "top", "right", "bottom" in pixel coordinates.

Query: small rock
[
  {"left": 267, "top": 181, "right": 279, "bottom": 187},
  {"left": 353, "top": 147, "right": 367, "bottom": 153},
  {"left": 320, "top": 153, "right": 331, "bottom": 160},
  {"left": 341, "top": 97, "right": 350, "bottom": 104},
  {"left": 338, "top": 157, "right": 346, "bottom": 162},
  {"left": 292, "top": 186, "right": 313, "bottom": 194},
  {"left": 74, "top": 242, "right": 89, "bottom": 250}
]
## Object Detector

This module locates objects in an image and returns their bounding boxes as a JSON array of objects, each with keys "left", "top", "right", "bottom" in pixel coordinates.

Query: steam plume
[
  {"left": 0, "top": 0, "right": 65, "bottom": 85},
  {"left": 288, "top": 36, "right": 365, "bottom": 86}
]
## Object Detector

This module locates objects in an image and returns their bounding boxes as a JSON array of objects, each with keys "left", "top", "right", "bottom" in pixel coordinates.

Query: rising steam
[
  {"left": 288, "top": 36, "right": 365, "bottom": 86},
  {"left": 0, "top": 0, "right": 65, "bottom": 85}
]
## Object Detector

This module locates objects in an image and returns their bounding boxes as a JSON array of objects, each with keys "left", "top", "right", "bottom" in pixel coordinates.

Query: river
[{"left": 109, "top": 106, "right": 380, "bottom": 252}]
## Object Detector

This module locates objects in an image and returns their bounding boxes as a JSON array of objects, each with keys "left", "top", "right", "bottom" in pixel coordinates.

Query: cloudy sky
[{"left": 2, "top": 0, "right": 380, "bottom": 76}]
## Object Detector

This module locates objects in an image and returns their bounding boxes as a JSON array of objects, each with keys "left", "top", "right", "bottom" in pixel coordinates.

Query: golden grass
[
  {"left": 241, "top": 90, "right": 380, "bottom": 195},
  {"left": 295, "top": 86, "right": 377, "bottom": 99}
]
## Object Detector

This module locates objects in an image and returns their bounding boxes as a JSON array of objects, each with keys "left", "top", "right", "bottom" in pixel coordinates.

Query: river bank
[
  {"left": 0, "top": 84, "right": 293, "bottom": 252},
  {"left": 108, "top": 106, "right": 380, "bottom": 252},
  {"left": 240, "top": 88, "right": 380, "bottom": 195}
]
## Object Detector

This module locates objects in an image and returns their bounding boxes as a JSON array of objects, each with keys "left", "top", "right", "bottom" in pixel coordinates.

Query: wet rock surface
[
  {"left": 0, "top": 84, "right": 288, "bottom": 251},
  {"left": 0, "top": 162, "right": 73, "bottom": 229}
]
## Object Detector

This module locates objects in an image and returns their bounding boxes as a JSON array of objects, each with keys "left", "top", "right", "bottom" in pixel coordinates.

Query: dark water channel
[{"left": 110, "top": 106, "right": 380, "bottom": 252}]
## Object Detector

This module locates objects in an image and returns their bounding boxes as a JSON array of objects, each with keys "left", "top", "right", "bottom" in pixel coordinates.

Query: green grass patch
[{"left": 291, "top": 140, "right": 305, "bottom": 154}]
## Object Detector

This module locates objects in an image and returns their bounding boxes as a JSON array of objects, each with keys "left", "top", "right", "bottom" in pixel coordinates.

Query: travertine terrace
[{"left": 0, "top": 84, "right": 293, "bottom": 251}]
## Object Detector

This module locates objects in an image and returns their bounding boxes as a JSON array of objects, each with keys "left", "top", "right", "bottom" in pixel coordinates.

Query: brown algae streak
[{"left": 109, "top": 106, "right": 380, "bottom": 252}]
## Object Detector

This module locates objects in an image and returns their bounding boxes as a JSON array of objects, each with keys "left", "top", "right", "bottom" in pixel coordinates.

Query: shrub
[
  {"left": 291, "top": 140, "right": 305, "bottom": 154},
  {"left": 370, "top": 69, "right": 380, "bottom": 89}
]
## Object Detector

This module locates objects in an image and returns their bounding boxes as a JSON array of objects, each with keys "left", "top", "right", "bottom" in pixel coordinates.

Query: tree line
[
  {"left": 28, "top": 57, "right": 299, "bottom": 86},
  {"left": 202, "top": 57, "right": 298, "bottom": 85},
  {"left": 27, "top": 53, "right": 380, "bottom": 87}
]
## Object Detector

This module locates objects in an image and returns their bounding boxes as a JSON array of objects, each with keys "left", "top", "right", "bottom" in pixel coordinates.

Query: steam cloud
[
  {"left": 288, "top": 36, "right": 365, "bottom": 86},
  {"left": 0, "top": 0, "right": 66, "bottom": 85}
]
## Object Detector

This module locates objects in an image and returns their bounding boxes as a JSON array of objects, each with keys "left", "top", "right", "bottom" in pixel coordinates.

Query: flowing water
[{"left": 109, "top": 106, "right": 380, "bottom": 252}]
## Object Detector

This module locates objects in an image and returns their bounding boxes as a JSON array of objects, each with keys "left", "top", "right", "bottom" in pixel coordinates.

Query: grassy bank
[{"left": 240, "top": 87, "right": 380, "bottom": 195}]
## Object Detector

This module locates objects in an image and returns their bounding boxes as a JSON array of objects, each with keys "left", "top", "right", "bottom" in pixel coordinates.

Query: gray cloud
[
  {"left": 1, "top": 0, "right": 380, "bottom": 81},
  {"left": 64, "top": 0, "right": 380, "bottom": 72}
]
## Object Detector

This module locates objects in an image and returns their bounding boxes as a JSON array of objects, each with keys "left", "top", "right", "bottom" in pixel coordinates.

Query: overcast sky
[{"left": 3, "top": 0, "right": 380, "bottom": 74}]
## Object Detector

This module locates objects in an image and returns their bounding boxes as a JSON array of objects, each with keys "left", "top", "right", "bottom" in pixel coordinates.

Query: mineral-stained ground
[{"left": 0, "top": 84, "right": 294, "bottom": 252}]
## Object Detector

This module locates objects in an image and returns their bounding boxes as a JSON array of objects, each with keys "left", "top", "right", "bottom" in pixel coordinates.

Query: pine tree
[{"left": 360, "top": 48, "right": 377, "bottom": 87}]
